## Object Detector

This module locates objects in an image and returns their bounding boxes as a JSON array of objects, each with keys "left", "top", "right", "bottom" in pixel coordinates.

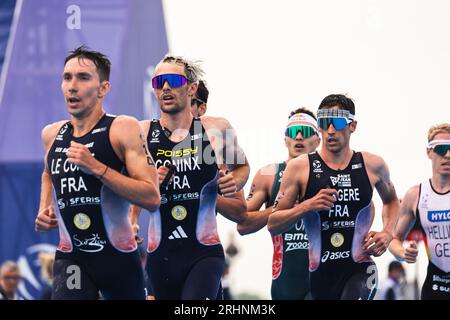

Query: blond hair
[
  {"left": 428, "top": 123, "right": 450, "bottom": 141},
  {"left": 158, "top": 54, "right": 204, "bottom": 83}
]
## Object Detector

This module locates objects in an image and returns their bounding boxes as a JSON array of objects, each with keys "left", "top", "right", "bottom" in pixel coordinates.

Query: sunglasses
[
  {"left": 151, "top": 74, "right": 188, "bottom": 89},
  {"left": 317, "top": 117, "right": 352, "bottom": 131},
  {"left": 432, "top": 144, "right": 450, "bottom": 157},
  {"left": 285, "top": 125, "right": 317, "bottom": 139}
]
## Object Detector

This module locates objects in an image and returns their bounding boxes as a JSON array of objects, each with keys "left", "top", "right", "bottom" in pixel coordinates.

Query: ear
[
  {"left": 98, "top": 80, "right": 111, "bottom": 98},
  {"left": 198, "top": 103, "right": 207, "bottom": 117},
  {"left": 426, "top": 147, "right": 433, "bottom": 160},
  {"left": 313, "top": 135, "right": 321, "bottom": 149},
  {"left": 188, "top": 82, "right": 198, "bottom": 98},
  {"left": 284, "top": 136, "right": 289, "bottom": 148},
  {"left": 349, "top": 120, "right": 357, "bottom": 133}
]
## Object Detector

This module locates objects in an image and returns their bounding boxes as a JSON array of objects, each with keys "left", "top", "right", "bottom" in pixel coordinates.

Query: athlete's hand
[
  {"left": 364, "top": 230, "right": 393, "bottom": 257},
  {"left": 302, "top": 188, "right": 338, "bottom": 212},
  {"left": 218, "top": 170, "right": 237, "bottom": 198},
  {"left": 157, "top": 166, "right": 170, "bottom": 185},
  {"left": 35, "top": 206, "right": 58, "bottom": 232},
  {"left": 133, "top": 223, "right": 144, "bottom": 244},
  {"left": 66, "top": 141, "right": 105, "bottom": 176},
  {"left": 403, "top": 241, "right": 418, "bottom": 263}
]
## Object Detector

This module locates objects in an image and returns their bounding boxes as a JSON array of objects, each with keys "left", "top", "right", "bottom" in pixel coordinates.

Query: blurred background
[{"left": 0, "top": 0, "right": 449, "bottom": 299}]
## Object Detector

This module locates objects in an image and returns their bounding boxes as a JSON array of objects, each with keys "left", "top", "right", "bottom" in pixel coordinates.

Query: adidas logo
[{"left": 168, "top": 226, "right": 188, "bottom": 240}]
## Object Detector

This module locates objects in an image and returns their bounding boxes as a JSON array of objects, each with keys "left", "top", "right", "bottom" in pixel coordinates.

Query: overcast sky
[{"left": 162, "top": 0, "right": 450, "bottom": 298}]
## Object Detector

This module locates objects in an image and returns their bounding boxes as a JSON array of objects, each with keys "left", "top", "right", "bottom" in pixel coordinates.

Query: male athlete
[
  {"left": 389, "top": 123, "right": 450, "bottom": 300},
  {"left": 270, "top": 94, "right": 399, "bottom": 300},
  {"left": 132, "top": 55, "right": 249, "bottom": 299},
  {"left": 237, "top": 108, "right": 320, "bottom": 299},
  {"left": 35, "top": 46, "right": 160, "bottom": 299}
]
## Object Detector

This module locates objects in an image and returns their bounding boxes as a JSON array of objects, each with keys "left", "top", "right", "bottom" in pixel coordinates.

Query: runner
[
  {"left": 133, "top": 55, "right": 249, "bottom": 299},
  {"left": 237, "top": 107, "right": 320, "bottom": 299},
  {"left": 270, "top": 94, "right": 400, "bottom": 299},
  {"left": 389, "top": 123, "right": 450, "bottom": 300},
  {"left": 35, "top": 46, "right": 160, "bottom": 299}
]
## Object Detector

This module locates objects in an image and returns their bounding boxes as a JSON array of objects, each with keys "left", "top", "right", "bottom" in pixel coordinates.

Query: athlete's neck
[
  {"left": 318, "top": 147, "right": 353, "bottom": 171},
  {"left": 430, "top": 174, "right": 450, "bottom": 193},
  {"left": 71, "top": 107, "right": 105, "bottom": 137},
  {"left": 160, "top": 111, "right": 193, "bottom": 143}
]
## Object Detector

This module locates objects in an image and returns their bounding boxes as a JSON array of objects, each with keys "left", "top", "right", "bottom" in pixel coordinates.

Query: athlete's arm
[
  {"left": 129, "top": 164, "right": 169, "bottom": 216},
  {"left": 216, "top": 189, "right": 247, "bottom": 224},
  {"left": 269, "top": 156, "right": 337, "bottom": 234},
  {"left": 237, "top": 166, "right": 272, "bottom": 235},
  {"left": 363, "top": 153, "right": 400, "bottom": 256},
  {"left": 225, "top": 160, "right": 250, "bottom": 192},
  {"left": 35, "top": 122, "right": 66, "bottom": 232},
  {"left": 389, "top": 185, "right": 419, "bottom": 263},
  {"left": 128, "top": 120, "right": 152, "bottom": 242},
  {"left": 202, "top": 116, "right": 250, "bottom": 193},
  {"left": 66, "top": 116, "right": 160, "bottom": 211},
  {"left": 35, "top": 170, "right": 59, "bottom": 232},
  {"left": 114, "top": 117, "right": 160, "bottom": 211}
]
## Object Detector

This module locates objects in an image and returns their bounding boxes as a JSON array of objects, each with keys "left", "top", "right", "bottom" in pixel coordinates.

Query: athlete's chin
[
  {"left": 67, "top": 107, "right": 85, "bottom": 118},
  {"left": 325, "top": 144, "right": 342, "bottom": 153},
  {"left": 160, "top": 104, "right": 184, "bottom": 115}
]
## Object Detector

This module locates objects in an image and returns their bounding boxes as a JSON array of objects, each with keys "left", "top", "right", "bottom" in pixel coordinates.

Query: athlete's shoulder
[
  {"left": 201, "top": 115, "right": 231, "bottom": 130},
  {"left": 41, "top": 120, "right": 68, "bottom": 148},
  {"left": 404, "top": 184, "right": 421, "bottom": 201},
  {"left": 288, "top": 153, "right": 310, "bottom": 169},
  {"left": 360, "top": 151, "right": 387, "bottom": 171},
  {"left": 138, "top": 120, "right": 152, "bottom": 136},
  {"left": 109, "top": 116, "right": 143, "bottom": 146},
  {"left": 110, "top": 115, "right": 142, "bottom": 133},
  {"left": 112, "top": 114, "right": 140, "bottom": 126},
  {"left": 254, "top": 163, "right": 278, "bottom": 183},
  {"left": 249, "top": 163, "right": 278, "bottom": 195},
  {"left": 42, "top": 120, "right": 68, "bottom": 136},
  {"left": 402, "top": 184, "right": 421, "bottom": 211},
  {"left": 257, "top": 163, "right": 277, "bottom": 175}
]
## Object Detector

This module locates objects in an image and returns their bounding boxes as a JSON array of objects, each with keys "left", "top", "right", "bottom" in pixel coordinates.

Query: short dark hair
[
  {"left": 388, "top": 261, "right": 404, "bottom": 274},
  {"left": 318, "top": 94, "right": 355, "bottom": 115},
  {"left": 195, "top": 80, "right": 209, "bottom": 104},
  {"left": 288, "top": 107, "right": 316, "bottom": 120},
  {"left": 64, "top": 45, "right": 111, "bottom": 82}
]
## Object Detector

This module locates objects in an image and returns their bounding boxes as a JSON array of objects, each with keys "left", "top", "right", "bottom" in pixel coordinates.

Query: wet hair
[
  {"left": 427, "top": 123, "right": 450, "bottom": 142},
  {"left": 160, "top": 54, "right": 204, "bottom": 83},
  {"left": 318, "top": 94, "right": 355, "bottom": 115},
  {"left": 64, "top": 45, "right": 111, "bottom": 82},
  {"left": 288, "top": 107, "right": 316, "bottom": 120}
]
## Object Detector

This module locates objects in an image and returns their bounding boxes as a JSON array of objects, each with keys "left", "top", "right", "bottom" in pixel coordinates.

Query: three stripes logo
[{"left": 168, "top": 226, "right": 188, "bottom": 240}]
